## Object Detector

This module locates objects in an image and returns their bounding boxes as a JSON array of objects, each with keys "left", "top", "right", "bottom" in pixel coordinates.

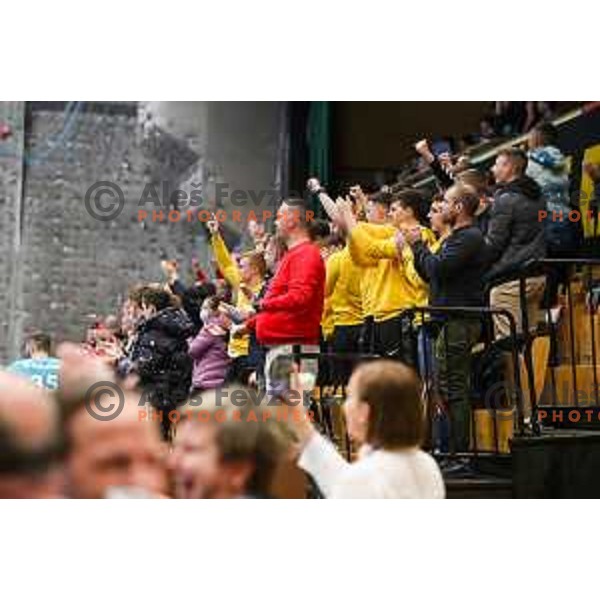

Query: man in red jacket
[{"left": 248, "top": 198, "right": 325, "bottom": 397}]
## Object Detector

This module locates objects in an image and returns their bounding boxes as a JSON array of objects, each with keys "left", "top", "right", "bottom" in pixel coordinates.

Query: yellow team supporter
[
  {"left": 210, "top": 232, "right": 263, "bottom": 358},
  {"left": 326, "top": 246, "right": 364, "bottom": 328},
  {"left": 348, "top": 222, "right": 435, "bottom": 322},
  {"left": 321, "top": 292, "right": 335, "bottom": 340}
]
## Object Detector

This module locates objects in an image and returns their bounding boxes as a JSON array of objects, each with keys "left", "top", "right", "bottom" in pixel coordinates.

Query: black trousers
[
  {"left": 435, "top": 319, "right": 481, "bottom": 453},
  {"left": 331, "top": 323, "right": 363, "bottom": 387},
  {"left": 360, "top": 316, "right": 375, "bottom": 354},
  {"left": 373, "top": 314, "right": 417, "bottom": 368}
]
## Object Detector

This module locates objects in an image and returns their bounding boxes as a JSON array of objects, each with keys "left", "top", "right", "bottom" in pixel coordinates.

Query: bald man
[{"left": 0, "top": 371, "right": 64, "bottom": 499}]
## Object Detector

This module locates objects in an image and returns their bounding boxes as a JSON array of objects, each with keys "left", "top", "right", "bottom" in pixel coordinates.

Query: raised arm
[{"left": 208, "top": 219, "right": 242, "bottom": 290}]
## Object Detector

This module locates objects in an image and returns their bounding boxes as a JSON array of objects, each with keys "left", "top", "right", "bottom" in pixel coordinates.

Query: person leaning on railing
[
  {"left": 485, "top": 148, "right": 546, "bottom": 339},
  {"left": 406, "top": 183, "right": 488, "bottom": 455},
  {"left": 315, "top": 184, "right": 434, "bottom": 367}
]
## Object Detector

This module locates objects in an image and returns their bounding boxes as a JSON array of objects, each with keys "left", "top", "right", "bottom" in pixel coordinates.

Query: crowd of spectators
[{"left": 3, "top": 116, "right": 600, "bottom": 498}]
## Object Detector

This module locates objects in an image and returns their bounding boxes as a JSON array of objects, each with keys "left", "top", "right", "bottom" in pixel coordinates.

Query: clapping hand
[
  {"left": 335, "top": 195, "right": 357, "bottom": 232},
  {"left": 405, "top": 226, "right": 422, "bottom": 245}
]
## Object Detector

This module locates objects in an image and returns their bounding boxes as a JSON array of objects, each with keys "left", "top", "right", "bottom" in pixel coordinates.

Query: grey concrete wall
[{"left": 0, "top": 101, "right": 285, "bottom": 363}]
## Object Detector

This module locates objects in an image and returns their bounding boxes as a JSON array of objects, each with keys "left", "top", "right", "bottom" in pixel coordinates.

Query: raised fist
[
  {"left": 207, "top": 216, "right": 219, "bottom": 235},
  {"left": 415, "top": 139, "right": 430, "bottom": 155},
  {"left": 306, "top": 177, "right": 322, "bottom": 194}
]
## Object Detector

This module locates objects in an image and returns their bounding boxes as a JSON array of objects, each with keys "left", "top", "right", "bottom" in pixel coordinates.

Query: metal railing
[
  {"left": 278, "top": 305, "right": 523, "bottom": 459},
  {"left": 486, "top": 258, "right": 600, "bottom": 431}
]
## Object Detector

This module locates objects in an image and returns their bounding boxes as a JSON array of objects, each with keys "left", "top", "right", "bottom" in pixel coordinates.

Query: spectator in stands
[
  {"left": 343, "top": 189, "right": 434, "bottom": 364},
  {"left": 407, "top": 183, "right": 487, "bottom": 455},
  {"left": 310, "top": 220, "right": 342, "bottom": 389},
  {"left": 479, "top": 115, "right": 497, "bottom": 143},
  {"left": 428, "top": 194, "right": 452, "bottom": 249},
  {"left": 207, "top": 217, "right": 266, "bottom": 384},
  {"left": 168, "top": 387, "right": 287, "bottom": 498},
  {"left": 248, "top": 198, "right": 325, "bottom": 396},
  {"left": 415, "top": 139, "right": 454, "bottom": 190},
  {"left": 56, "top": 343, "right": 168, "bottom": 499},
  {"left": 527, "top": 122, "right": 577, "bottom": 248},
  {"left": 0, "top": 371, "right": 64, "bottom": 498},
  {"left": 494, "top": 101, "right": 540, "bottom": 136},
  {"left": 584, "top": 162, "right": 600, "bottom": 235},
  {"left": 126, "top": 286, "right": 194, "bottom": 440},
  {"left": 487, "top": 148, "right": 546, "bottom": 339},
  {"left": 354, "top": 189, "right": 393, "bottom": 353},
  {"left": 456, "top": 169, "right": 494, "bottom": 236},
  {"left": 82, "top": 320, "right": 123, "bottom": 366},
  {"left": 64, "top": 395, "right": 168, "bottom": 499},
  {"left": 162, "top": 259, "right": 215, "bottom": 335},
  {"left": 8, "top": 331, "right": 60, "bottom": 390},
  {"left": 247, "top": 217, "right": 268, "bottom": 252},
  {"left": 308, "top": 178, "right": 390, "bottom": 356},
  {"left": 527, "top": 121, "right": 578, "bottom": 313},
  {"left": 291, "top": 360, "right": 445, "bottom": 498},
  {"left": 527, "top": 122, "right": 572, "bottom": 216},
  {"left": 241, "top": 233, "right": 287, "bottom": 390},
  {"left": 324, "top": 226, "right": 364, "bottom": 387},
  {"left": 189, "top": 296, "right": 231, "bottom": 393}
]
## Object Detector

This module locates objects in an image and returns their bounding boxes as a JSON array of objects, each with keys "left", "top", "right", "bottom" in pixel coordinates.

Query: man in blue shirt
[{"left": 8, "top": 332, "right": 60, "bottom": 390}]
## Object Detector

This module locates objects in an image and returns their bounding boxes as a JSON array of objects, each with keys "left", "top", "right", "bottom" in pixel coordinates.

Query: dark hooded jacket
[
  {"left": 484, "top": 175, "right": 546, "bottom": 282},
  {"left": 129, "top": 306, "right": 194, "bottom": 417}
]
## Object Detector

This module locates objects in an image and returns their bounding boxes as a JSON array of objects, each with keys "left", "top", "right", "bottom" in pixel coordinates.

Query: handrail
[
  {"left": 396, "top": 103, "right": 598, "bottom": 191},
  {"left": 282, "top": 304, "right": 525, "bottom": 457}
]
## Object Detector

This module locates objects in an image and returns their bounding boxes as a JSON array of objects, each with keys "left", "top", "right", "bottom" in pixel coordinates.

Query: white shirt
[{"left": 298, "top": 433, "right": 445, "bottom": 499}]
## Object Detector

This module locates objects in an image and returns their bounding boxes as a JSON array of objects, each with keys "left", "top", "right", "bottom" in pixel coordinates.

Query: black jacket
[
  {"left": 475, "top": 204, "right": 492, "bottom": 237},
  {"left": 129, "top": 307, "right": 194, "bottom": 412},
  {"left": 412, "top": 225, "right": 488, "bottom": 308},
  {"left": 485, "top": 176, "right": 546, "bottom": 282},
  {"left": 168, "top": 279, "right": 203, "bottom": 335}
]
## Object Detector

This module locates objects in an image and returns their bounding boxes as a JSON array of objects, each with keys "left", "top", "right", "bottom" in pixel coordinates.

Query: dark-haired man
[
  {"left": 168, "top": 388, "right": 288, "bottom": 498},
  {"left": 340, "top": 189, "right": 434, "bottom": 364},
  {"left": 487, "top": 148, "right": 546, "bottom": 339},
  {"left": 8, "top": 332, "right": 60, "bottom": 390},
  {"left": 407, "top": 183, "right": 488, "bottom": 454}
]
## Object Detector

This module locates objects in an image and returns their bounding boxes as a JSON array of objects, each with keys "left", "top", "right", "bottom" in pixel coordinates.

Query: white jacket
[{"left": 298, "top": 433, "right": 445, "bottom": 499}]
